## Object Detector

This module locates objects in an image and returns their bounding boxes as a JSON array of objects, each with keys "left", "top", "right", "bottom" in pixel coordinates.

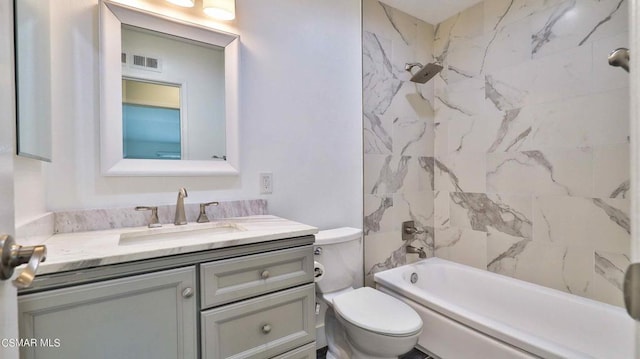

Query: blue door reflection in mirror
[
  {"left": 122, "top": 104, "right": 181, "bottom": 160},
  {"left": 122, "top": 79, "right": 181, "bottom": 160}
]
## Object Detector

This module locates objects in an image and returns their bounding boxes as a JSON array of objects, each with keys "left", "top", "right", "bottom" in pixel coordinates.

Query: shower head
[{"left": 405, "top": 62, "right": 443, "bottom": 84}]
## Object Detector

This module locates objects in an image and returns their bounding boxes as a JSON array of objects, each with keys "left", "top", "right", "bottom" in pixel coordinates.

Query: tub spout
[{"left": 406, "top": 245, "right": 427, "bottom": 259}]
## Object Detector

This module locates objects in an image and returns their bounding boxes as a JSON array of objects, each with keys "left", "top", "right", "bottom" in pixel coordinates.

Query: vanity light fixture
[
  {"left": 166, "top": 0, "right": 195, "bottom": 7},
  {"left": 203, "top": 0, "right": 236, "bottom": 20}
]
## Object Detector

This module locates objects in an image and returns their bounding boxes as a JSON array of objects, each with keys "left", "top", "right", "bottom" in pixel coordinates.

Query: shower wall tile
[
  {"left": 364, "top": 194, "right": 394, "bottom": 235},
  {"left": 427, "top": 0, "right": 630, "bottom": 307},
  {"left": 483, "top": 17, "right": 532, "bottom": 73},
  {"left": 364, "top": 230, "right": 406, "bottom": 286},
  {"left": 435, "top": 227, "right": 487, "bottom": 269},
  {"left": 483, "top": 0, "right": 565, "bottom": 34},
  {"left": 446, "top": 115, "right": 492, "bottom": 154},
  {"left": 417, "top": 21, "right": 435, "bottom": 68},
  {"left": 433, "top": 191, "right": 451, "bottom": 229},
  {"left": 524, "top": 90, "right": 629, "bottom": 150},
  {"left": 363, "top": 32, "right": 397, "bottom": 116},
  {"left": 486, "top": 149, "right": 593, "bottom": 196},
  {"left": 379, "top": 2, "right": 419, "bottom": 46},
  {"left": 589, "top": 250, "right": 628, "bottom": 306},
  {"left": 434, "top": 120, "right": 449, "bottom": 158},
  {"left": 449, "top": 192, "right": 533, "bottom": 238},
  {"left": 484, "top": 88, "right": 629, "bottom": 154},
  {"left": 386, "top": 82, "right": 434, "bottom": 123},
  {"left": 417, "top": 156, "right": 436, "bottom": 192},
  {"left": 487, "top": 45, "right": 594, "bottom": 108},
  {"left": 530, "top": 0, "right": 628, "bottom": 59},
  {"left": 394, "top": 190, "right": 435, "bottom": 228},
  {"left": 436, "top": 80, "right": 487, "bottom": 125},
  {"left": 393, "top": 117, "right": 434, "bottom": 156},
  {"left": 533, "top": 196, "right": 629, "bottom": 253},
  {"left": 593, "top": 144, "right": 630, "bottom": 199},
  {"left": 364, "top": 112, "right": 393, "bottom": 155},
  {"left": 363, "top": 0, "right": 436, "bottom": 284},
  {"left": 435, "top": 152, "right": 486, "bottom": 193},
  {"left": 486, "top": 107, "right": 532, "bottom": 153},
  {"left": 365, "top": 155, "right": 423, "bottom": 195},
  {"left": 443, "top": 34, "right": 488, "bottom": 81},
  {"left": 487, "top": 234, "right": 593, "bottom": 296}
]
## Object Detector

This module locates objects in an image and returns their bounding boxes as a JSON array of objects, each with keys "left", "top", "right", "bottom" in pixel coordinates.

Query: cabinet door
[{"left": 18, "top": 267, "right": 197, "bottom": 359}]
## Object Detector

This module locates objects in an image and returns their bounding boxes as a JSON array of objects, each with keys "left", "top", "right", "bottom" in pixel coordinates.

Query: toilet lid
[{"left": 332, "top": 287, "right": 422, "bottom": 336}]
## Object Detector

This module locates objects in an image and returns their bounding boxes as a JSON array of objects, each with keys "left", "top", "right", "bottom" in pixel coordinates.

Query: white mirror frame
[{"left": 99, "top": 0, "right": 239, "bottom": 176}]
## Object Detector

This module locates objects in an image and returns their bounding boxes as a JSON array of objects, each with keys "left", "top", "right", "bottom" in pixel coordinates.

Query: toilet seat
[{"left": 332, "top": 287, "right": 422, "bottom": 337}]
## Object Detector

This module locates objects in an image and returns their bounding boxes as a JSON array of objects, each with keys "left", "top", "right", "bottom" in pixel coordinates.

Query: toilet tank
[{"left": 314, "top": 227, "right": 363, "bottom": 294}]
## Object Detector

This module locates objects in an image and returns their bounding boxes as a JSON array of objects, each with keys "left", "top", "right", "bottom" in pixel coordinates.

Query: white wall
[{"left": 18, "top": 0, "right": 362, "bottom": 230}]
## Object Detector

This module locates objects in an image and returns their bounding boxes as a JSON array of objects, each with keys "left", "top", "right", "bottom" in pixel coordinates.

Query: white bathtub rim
[
  {"left": 373, "top": 258, "right": 630, "bottom": 359},
  {"left": 375, "top": 279, "right": 584, "bottom": 358},
  {"left": 378, "top": 286, "right": 546, "bottom": 359}
]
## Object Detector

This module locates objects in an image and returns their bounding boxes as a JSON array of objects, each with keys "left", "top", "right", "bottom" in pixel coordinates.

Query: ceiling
[{"left": 377, "top": 0, "right": 482, "bottom": 25}]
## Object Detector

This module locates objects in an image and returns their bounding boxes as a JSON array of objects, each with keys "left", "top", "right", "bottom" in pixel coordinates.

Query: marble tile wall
[
  {"left": 363, "top": 0, "right": 629, "bottom": 306},
  {"left": 432, "top": 0, "right": 629, "bottom": 307},
  {"left": 363, "top": 0, "right": 436, "bottom": 285}
]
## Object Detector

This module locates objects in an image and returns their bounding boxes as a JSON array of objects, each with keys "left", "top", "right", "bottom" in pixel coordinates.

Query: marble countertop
[{"left": 36, "top": 215, "right": 318, "bottom": 275}]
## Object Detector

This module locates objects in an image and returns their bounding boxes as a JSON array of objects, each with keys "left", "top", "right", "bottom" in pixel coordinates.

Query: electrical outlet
[{"left": 260, "top": 173, "right": 273, "bottom": 194}]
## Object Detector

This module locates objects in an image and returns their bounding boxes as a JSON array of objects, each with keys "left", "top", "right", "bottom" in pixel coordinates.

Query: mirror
[
  {"left": 100, "top": 0, "right": 239, "bottom": 176},
  {"left": 14, "top": 0, "right": 53, "bottom": 162}
]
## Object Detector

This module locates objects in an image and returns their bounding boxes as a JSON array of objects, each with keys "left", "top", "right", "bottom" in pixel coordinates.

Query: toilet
[{"left": 314, "top": 228, "right": 423, "bottom": 359}]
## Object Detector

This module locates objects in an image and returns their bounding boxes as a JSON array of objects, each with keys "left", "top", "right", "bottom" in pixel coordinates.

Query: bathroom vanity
[{"left": 17, "top": 215, "right": 317, "bottom": 359}]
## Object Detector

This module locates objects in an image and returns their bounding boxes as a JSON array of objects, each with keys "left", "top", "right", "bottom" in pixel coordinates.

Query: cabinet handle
[
  {"left": 182, "top": 287, "right": 194, "bottom": 298},
  {"left": 261, "top": 324, "right": 272, "bottom": 334},
  {"left": 261, "top": 270, "right": 270, "bottom": 279}
]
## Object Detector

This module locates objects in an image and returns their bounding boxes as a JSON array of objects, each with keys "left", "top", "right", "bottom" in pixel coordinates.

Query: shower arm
[{"left": 404, "top": 63, "right": 423, "bottom": 72}]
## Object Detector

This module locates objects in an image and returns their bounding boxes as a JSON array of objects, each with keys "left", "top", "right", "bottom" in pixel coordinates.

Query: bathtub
[{"left": 374, "top": 258, "right": 634, "bottom": 359}]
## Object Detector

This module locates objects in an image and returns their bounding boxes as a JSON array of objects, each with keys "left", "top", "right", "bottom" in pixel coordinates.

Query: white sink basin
[{"left": 118, "top": 222, "right": 246, "bottom": 245}]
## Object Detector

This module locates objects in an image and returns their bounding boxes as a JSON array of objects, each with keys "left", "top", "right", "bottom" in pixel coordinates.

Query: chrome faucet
[
  {"left": 406, "top": 245, "right": 427, "bottom": 259},
  {"left": 174, "top": 188, "right": 188, "bottom": 225}
]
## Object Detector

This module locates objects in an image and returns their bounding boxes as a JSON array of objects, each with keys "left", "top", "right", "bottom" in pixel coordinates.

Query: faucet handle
[
  {"left": 197, "top": 202, "right": 219, "bottom": 223},
  {"left": 135, "top": 206, "right": 161, "bottom": 228}
]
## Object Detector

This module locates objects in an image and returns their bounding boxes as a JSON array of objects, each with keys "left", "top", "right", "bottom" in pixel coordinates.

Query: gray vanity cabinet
[
  {"left": 17, "top": 237, "right": 316, "bottom": 359},
  {"left": 200, "top": 246, "right": 316, "bottom": 359},
  {"left": 18, "top": 266, "right": 197, "bottom": 359}
]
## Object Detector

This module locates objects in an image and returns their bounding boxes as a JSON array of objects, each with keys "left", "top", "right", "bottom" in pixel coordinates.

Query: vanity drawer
[
  {"left": 201, "top": 283, "right": 315, "bottom": 359},
  {"left": 200, "top": 246, "right": 313, "bottom": 308},
  {"left": 271, "top": 342, "right": 317, "bottom": 359}
]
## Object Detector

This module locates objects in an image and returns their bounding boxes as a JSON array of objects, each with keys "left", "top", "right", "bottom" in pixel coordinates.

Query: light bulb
[
  {"left": 203, "top": 0, "right": 235, "bottom": 20},
  {"left": 166, "top": 0, "right": 194, "bottom": 8}
]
